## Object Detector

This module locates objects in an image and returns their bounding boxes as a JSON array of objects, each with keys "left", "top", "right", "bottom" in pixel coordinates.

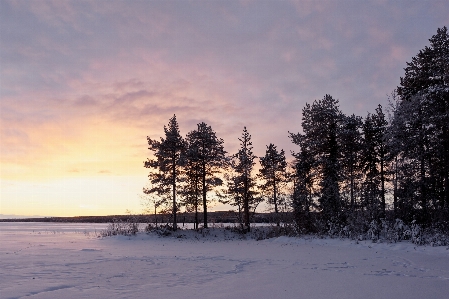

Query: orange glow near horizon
[
  {"left": 1, "top": 176, "right": 148, "bottom": 217},
  {"left": 1, "top": 115, "right": 153, "bottom": 216},
  {"left": 0, "top": 115, "right": 234, "bottom": 217}
]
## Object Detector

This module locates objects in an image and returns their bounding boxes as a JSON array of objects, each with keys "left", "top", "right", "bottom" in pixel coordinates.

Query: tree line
[{"left": 144, "top": 27, "right": 449, "bottom": 233}]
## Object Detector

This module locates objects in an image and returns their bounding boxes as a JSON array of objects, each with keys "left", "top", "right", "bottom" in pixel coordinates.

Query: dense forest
[{"left": 144, "top": 27, "right": 449, "bottom": 242}]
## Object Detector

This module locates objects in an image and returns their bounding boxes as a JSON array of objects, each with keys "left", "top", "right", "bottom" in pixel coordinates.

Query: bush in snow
[
  {"left": 100, "top": 217, "right": 139, "bottom": 237},
  {"left": 292, "top": 211, "right": 449, "bottom": 247},
  {"left": 335, "top": 217, "right": 447, "bottom": 246}
]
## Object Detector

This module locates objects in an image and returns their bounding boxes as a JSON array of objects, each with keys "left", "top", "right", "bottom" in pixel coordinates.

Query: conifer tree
[
  {"left": 361, "top": 105, "right": 389, "bottom": 219},
  {"left": 300, "top": 95, "right": 343, "bottom": 220},
  {"left": 225, "top": 127, "right": 259, "bottom": 231},
  {"left": 290, "top": 133, "right": 315, "bottom": 231},
  {"left": 392, "top": 26, "right": 449, "bottom": 221},
  {"left": 339, "top": 114, "right": 363, "bottom": 212},
  {"left": 362, "top": 112, "right": 380, "bottom": 219},
  {"left": 259, "top": 143, "right": 287, "bottom": 224},
  {"left": 144, "top": 115, "right": 186, "bottom": 230},
  {"left": 180, "top": 141, "right": 202, "bottom": 229},
  {"left": 186, "top": 122, "right": 227, "bottom": 228}
]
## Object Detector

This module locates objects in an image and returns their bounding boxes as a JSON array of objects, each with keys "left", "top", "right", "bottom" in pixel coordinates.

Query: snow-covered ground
[{"left": 1, "top": 223, "right": 448, "bottom": 299}]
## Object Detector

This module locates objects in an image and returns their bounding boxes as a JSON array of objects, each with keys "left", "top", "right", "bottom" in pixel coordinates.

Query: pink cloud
[{"left": 2, "top": 0, "right": 448, "bottom": 177}]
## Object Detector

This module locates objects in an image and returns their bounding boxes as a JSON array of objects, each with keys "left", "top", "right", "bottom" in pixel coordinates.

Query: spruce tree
[{"left": 226, "top": 127, "right": 259, "bottom": 231}]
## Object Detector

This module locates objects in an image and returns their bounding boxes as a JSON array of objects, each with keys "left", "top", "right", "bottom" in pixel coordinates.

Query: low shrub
[{"left": 100, "top": 217, "right": 139, "bottom": 237}]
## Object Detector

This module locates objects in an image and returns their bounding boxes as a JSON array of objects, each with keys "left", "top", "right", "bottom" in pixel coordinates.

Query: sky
[{"left": 1, "top": 0, "right": 448, "bottom": 217}]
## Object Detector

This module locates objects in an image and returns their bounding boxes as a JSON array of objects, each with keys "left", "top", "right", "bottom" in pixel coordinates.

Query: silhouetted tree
[
  {"left": 301, "top": 95, "right": 343, "bottom": 220},
  {"left": 361, "top": 105, "right": 389, "bottom": 219},
  {"left": 259, "top": 143, "right": 288, "bottom": 224},
  {"left": 186, "top": 122, "right": 227, "bottom": 228},
  {"left": 180, "top": 139, "right": 202, "bottom": 229},
  {"left": 392, "top": 26, "right": 449, "bottom": 221},
  {"left": 224, "top": 127, "right": 260, "bottom": 231},
  {"left": 144, "top": 115, "right": 186, "bottom": 231},
  {"left": 339, "top": 114, "right": 363, "bottom": 212},
  {"left": 290, "top": 133, "right": 315, "bottom": 232}
]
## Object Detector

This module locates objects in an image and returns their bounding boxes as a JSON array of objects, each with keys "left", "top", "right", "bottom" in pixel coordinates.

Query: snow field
[{"left": 1, "top": 223, "right": 448, "bottom": 299}]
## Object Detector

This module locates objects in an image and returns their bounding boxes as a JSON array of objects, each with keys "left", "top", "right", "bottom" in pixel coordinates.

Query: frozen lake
[{"left": 1, "top": 222, "right": 448, "bottom": 299}]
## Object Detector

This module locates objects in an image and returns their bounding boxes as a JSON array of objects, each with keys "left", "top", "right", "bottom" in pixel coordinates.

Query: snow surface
[{"left": 1, "top": 223, "right": 448, "bottom": 299}]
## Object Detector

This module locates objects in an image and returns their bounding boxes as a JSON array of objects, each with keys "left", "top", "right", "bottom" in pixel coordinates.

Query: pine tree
[
  {"left": 259, "top": 143, "right": 287, "bottom": 225},
  {"left": 290, "top": 133, "right": 315, "bottom": 232},
  {"left": 361, "top": 105, "right": 389, "bottom": 219},
  {"left": 223, "top": 171, "right": 244, "bottom": 225},
  {"left": 393, "top": 26, "right": 449, "bottom": 221},
  {"left": 186, "top": 122, "right": 227, "bottom": 228},
  {"left": 144, "top": 115, "right": 186, "bottom": 231},
  {"left": 375, "top": 105, "right": 389, "bottom": 218},
  {"left": 362, "top": 112, "right": 380, "bottom": 219},
  {"left": 388, "top": 95, "right": 422, "bottom": 221},
  {"left": 300, "top": 94, "right": 343, "bottom": 221},
  {"left": 180, "top": 140, "right": 202, "bottom": 229},
  {"left": 339, "top": 114, "right": 363, "bottom": 213}
]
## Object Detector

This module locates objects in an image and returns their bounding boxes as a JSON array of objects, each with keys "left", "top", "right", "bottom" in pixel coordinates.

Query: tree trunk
[
  {"left": 172, "top": 160, "right": 177, "bottom": 231},
  {"left": 244, "top": 175, "right": 250, "bottom": 232},
  {"left": 350, "top": 164, "right": 354, "bottom": 212},
  {"left": 238, "top": 204, "right": 242, "bottom": 229},
  {"left": 195, "top": 204, "right": 198, "bottom": 230},
  {"left": 380, "top": 149, "right": 386, "bottom": 218},
  {"left": 273, "top": 176, "right": 279, "bottom": 226},
  {"left": 195, "top": 182, "right": 199, "bottom": 230},
  {"left": 418, "top": 109, "right": 427, "bottom": 219},
  {"left": 202, "top": 163, "right": 207, "bottom": 228},
  {"left": 393, "top": 157, "right": 398, "bottom": 218},
  {"left": 443, "top": 124, "right": 449, "bottom": 210},
  {"left": 420, "top": 151, "right": 427, "bottom": 217}
]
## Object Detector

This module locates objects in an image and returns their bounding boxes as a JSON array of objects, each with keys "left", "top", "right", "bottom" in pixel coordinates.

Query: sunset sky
[{"left": 1, "top": 0, "right": 448, "bottom": 217}]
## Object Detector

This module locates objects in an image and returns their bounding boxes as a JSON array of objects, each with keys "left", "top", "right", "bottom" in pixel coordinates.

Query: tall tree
[
  {"left": 361, "top": 105, "right": 389, "bottom": 219},
  {"left": 225, "top": 127, "right": 259, "bottom": 231},
  {"left": 290, "top": 133, "right": 315, "bottom": 232},
  {"left": 186, "top": 122, "right": 227, "bottom": 228},
  {"left": 259, "top": 143, "right": 288, "bottom": 224},
  {"left": 300, "top": 94, "right": 343, "bottom": 220},
  {"left": 180, "top": 140, "right": 202, "bottom": 229},
  {"left": 144, "top": 115, "right": 186, "bottom": 231},
  {"left": 393, "top": 26, "right": 449, "bottom": 220},
  {"left": 339, "top": 114, "right": 363, "bottom": 212}
]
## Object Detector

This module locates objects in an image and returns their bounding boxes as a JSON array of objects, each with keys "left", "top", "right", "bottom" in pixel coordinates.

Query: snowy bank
[{"left": 1, "top": 223, "right": 448, "bottom": 299}]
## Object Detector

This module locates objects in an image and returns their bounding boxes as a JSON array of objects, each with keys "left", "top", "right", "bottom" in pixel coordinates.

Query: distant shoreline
[{"left": 0, "top": 212, "right": 286, "bottom": 223}]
